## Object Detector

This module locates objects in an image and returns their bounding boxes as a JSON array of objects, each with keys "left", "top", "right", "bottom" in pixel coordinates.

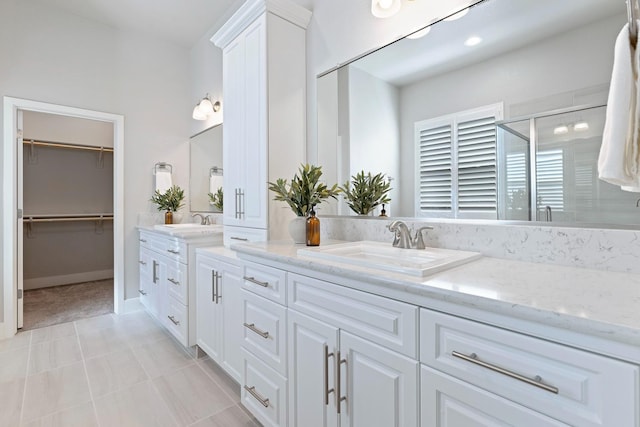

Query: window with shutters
[{"left": 415, "top": 103, "right": 503, "bottom": 218}]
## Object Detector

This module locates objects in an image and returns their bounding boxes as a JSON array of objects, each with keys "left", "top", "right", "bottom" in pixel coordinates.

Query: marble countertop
[
  {"left": 137, "top": 224, "right": 224, "bottom": 239},
  {"left": 231, "top": 240, "right": 640, "bottom": 352}
]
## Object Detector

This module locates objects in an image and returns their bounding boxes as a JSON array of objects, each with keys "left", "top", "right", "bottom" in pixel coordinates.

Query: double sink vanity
[{"left": 137, "top": 222, "right": 640, "bottom": 427}]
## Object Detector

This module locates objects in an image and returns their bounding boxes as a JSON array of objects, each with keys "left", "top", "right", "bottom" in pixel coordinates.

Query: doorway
[{"left": 2, "top": 97, "right": 125, "bottom": 338}]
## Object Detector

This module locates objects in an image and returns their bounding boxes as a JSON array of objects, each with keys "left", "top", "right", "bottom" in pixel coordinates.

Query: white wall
[
  {"left": 23, "top": 111, "right": 114, "bottom": 148},
  {"left": 0, "top": 0, "right": 192, "bottom": 315}
]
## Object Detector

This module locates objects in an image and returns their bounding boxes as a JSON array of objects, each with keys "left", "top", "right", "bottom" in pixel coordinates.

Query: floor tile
[
  {"left": 114, "top": 315, "right": 171, "bottom": 348},
  {"left": 0, "top": 378, "right": 25, "bottom": 427},
  {"left": 23, "top": 402, "right": 98, "bottom": 427},
  {"left": 74, "top": 313, "right": 117, "bottom": 335},
  {"left": 132, "top": 337, "right": 194, "bottom": 379},
  {"left": 85, "top": 348, "right": 148, "bottom": 398},
  {"left": 0, "top": 330, "right": 31, "bottom": 353},
  {"left": 22, "top": 362, "right": 91, "bottom": 422},
  {"left": 197, "top": 357, "right": 241, "bottom": 402},
  {"left": 78, "top": 326, "right": 130, "bottom": 359},
  {"left": 154, "top": 364, "right": 235, "bottom": 426},
  {"left": 94, "top": 381, "right": 176, "bottom": 427},
  {"left": 31, "top": 322, "right": 77, "bottom": 345},
  {"left": 28, "top": 336, "right": 83, "bottom": 375},
  {"left": 0, "top": 346, "right": 29, "bottom": 383},
  {"left": 191, "top": 405, "right": 262, "bottom": 427}
]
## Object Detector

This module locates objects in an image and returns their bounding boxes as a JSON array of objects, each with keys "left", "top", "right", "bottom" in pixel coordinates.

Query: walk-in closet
[{"left": 20, "top": 111, "right": 114, "bottom": 330}]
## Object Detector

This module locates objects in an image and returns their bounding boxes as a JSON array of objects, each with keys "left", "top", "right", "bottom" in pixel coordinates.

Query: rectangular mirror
[
  {"left": 190, "top": 124, "right": 223, "bottom": 212},
  {"left": 317, "top": 0, "right": 640, "bottom": 228}
]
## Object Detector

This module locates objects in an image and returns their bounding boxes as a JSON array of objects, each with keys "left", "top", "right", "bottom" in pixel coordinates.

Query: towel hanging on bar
[{"left": 154, "top": 162, "right": 173, "bottom": 193}]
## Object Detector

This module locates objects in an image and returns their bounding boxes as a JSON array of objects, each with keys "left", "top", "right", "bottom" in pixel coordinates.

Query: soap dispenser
[{"left": 306, "top": 205, "right": 320, "bottom": 246}]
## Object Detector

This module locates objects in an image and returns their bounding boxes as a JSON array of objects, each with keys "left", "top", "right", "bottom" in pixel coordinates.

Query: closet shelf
[{"left": 23, "top": 139, "right": 114, "bottom": 153}]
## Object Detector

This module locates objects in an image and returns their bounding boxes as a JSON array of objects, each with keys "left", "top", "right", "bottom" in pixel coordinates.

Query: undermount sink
[{"left": 297, "top": 241, "right": 481, "bottom": 277}]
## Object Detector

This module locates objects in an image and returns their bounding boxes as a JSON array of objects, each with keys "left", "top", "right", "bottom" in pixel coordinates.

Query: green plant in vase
[
  {"left": 150, "top": 185, "right": 185, "bottom": 224},
  {"left": 340, "top": 170, "right": 391, "bottom": 215},
  {"left": 208, "top": 187, "right": 224, "bottom": 212}
]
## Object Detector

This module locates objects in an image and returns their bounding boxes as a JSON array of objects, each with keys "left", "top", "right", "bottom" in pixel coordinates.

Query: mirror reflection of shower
[{"left": 497, "top": 104, "right": 640, "bottom": 226}]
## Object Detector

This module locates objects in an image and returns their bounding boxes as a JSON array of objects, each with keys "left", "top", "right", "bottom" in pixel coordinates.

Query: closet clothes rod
[
  {"left": 22, "top": 139, "right": 114, "bottom": 153},
  {"left": 25, "top": 214, "right": 114, "bottom": 223}
]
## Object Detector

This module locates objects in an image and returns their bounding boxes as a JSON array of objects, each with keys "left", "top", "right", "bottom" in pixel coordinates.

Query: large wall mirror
[
  {"left": 190, "top": 124, "right": 223, "bottom": 212},
  {"left": 317, "top": 0, "right": 640, "bottom": 228}
]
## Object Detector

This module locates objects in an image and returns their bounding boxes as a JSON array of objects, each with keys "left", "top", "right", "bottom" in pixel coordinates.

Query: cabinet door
[
  {"left": 421, "top": 366, "right": 569, "bottom": 427},
  {"left": 339, "top": 331, "right": 419, "bottom": 427},
  {"left": 288, "top": 310, "right": 339, "bottom": 427},
  {"left": 220, "top": 260, "right": 243, "bottom": 382},
  {"left": 195, "top": 255, "right": 222, "bottom": 361}
]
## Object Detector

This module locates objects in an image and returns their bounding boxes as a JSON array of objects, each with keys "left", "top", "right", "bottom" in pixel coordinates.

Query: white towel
[
  {"left": 155, "top": 170, "right": 173, "bottom": 193},
  {"left": 598, "top": 23, "right": 640, "bottom": 191},
  {"left": 209, "top": 175, "right": 223, "bottom": 194}
]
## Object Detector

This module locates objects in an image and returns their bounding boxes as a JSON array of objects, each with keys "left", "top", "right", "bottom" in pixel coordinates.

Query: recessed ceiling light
[
  {"left": 573, "top": 121, "right": 589, "bottom": 131},
  {"left": 554, "top": 125, "right": 569, "bottom": 135},
  {"left": 406, "top": 26, "right": 431, "bottom": 40},
  {"left": 464, "top": 36, "right": 482, "bottom": 47},
  {"left": 444, "top": 8, "right": 469, "bottom": 21}
]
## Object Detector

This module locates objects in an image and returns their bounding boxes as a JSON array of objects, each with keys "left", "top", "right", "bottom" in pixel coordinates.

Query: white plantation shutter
[
  {"left": 536, "top": 149, "right": 564, "bottom": 210},
  {"left": 415, "top": 103, "right": 502, "bottom": 218},
  {"left": 418, "top": 124, "right": 452, "bottom": 211}
]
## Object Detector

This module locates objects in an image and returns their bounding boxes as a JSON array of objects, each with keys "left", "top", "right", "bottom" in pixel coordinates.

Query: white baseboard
[
  {"left": 0, "top": 320, "right": 15, "bottom": 340},
  {"left": 121, "top": 297, "right": 143, "bottom": 314},
  {"left": 24, "top": 269, "right": 114, "bottom": 290}
]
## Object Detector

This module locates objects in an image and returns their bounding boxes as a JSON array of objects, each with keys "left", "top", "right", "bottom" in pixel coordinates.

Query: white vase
[{"left": 288, "top": 216, "right": 307, "bottom": 244}]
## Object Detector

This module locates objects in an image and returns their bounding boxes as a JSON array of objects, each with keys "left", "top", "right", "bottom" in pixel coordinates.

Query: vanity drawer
[
  {"left": 165, "top": 259, "right": 188, "bottom": 305},
  {"left": 138, "top": 247, "right": 153, "bottom": 278},
  {"left": 224, "top": 225, "right": 268, "bottom": 247},
  {"left": 154, "top": 236, "right": 187, "bottom": 264},
  {"left": 241, "top": 348, "right": 287, "bottom": 427},
  {"left": 420, "top": 309, "right": 639, "bottom": 427},
  {"left": 241, "top": 290, "right": 287, "bottom": 375},
  {"left": 288, "top": 272, "right": 418, "bottom": 358},
  {"left": 242, "top": 261, "right": 287, "bottom": 305},
  {"left": 164, "top": 297, "right": 188, "bottom": 347}
]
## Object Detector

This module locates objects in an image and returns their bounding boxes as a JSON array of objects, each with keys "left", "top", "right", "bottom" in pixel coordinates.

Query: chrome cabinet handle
[
  {"left": 138, "top": 290, "right": 147, "bottom": 296},
  {"left": 230, "top": 236, "right": 249, "bottom": 241},
  {"left": 451, "top": 351, "right": 559, "bottom": 394},
  {"left": 211, "top": 270, "right": 216, "bottom": 302},
  {"left": 138, "top": 260, "right": 147, "bottom": 265},
  {"left": 167, "top": 315, "right": 180, "bottom": 326},
  {"left": 152, "top": 261, "right": 158, "bottom": 284},
  {"left": 139, "top": 238, "right": 147, "bottom": 243},
  {"left": 167, "top": 278, "right": 180, "bottom": 285},
  {"left": 243, "top": 322, "right": 269, "bottom": 339},
  {"left": 336, "top": 351, "right": 347, "bottom": 414},
  {"left": 243, "top": 276, "right": 269, "bottom": 288},
  {"left": 215, "top": 272, "right": 222, "bottom": 304},
  {"left": 244, "top": 385, "right": 269, "bottom": 408},
  {"left": 324, "top": 344, "right": 335, "bottom": 405},
  {"left": 167, "top": 249, "right": 180, "bottom": 255}
]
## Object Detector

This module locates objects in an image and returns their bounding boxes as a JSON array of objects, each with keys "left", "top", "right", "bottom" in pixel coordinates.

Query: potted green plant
[
  {"left": 150, "top": 185, "right": 185, "bottom": 224},
  {"left": 268, "top": 163, "right": 340, "bottom": 243},
  {"left": 208, "top": 187, "right": 223, "bottom": 212},
  {"left": 340, "top": 170, "right": 391, "bottom": 216}
]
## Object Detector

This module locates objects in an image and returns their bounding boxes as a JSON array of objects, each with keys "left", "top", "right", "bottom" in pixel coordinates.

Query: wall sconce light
[
  {"left": 192, "top": 94, "right": 221, "bottom": 120},
  {"left": 371, "top": 0, "right": 401, "bottom": 18}
]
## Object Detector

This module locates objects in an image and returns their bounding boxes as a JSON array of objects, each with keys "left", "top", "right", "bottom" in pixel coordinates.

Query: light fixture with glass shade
[
  {"left": 406, "top": 26, "right": 431, "bottom": 40},
  {"left": 192, "top": 94, "right": 221, "bottom": 120},
  {"left": 371, "top": 0, "right": 401, "bottom": 18}
]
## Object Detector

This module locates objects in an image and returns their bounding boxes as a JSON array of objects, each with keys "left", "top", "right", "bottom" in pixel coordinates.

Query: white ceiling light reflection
[
  {"left": 444, "top": 7, "right": 469, "bottom": 21},
  {"left": 406, "top": 26, "right": 431, "bottom": 40},
  {"left": 573, "top": 121, "right": 589, "bottom": 131},
  {"left": 553, "top": 125, "right": 569, "bottom": 135},
  {"left": 464, "top": 36, "right": 482, "bottom": 47},
  {"left": 371, "top": 0, "right": 401, "bottom": 18}
]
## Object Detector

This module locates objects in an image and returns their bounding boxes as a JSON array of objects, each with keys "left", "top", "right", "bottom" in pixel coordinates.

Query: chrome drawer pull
[
  {"left": 451, "top": 351, "right": 559, "bottom": 394},
  {"left": 138, "top": 260, "right": 147, "bottom": 265},
  {"left": 244, "top": 276, "right": 269, "bottom": 287},
  {"left": 167, "top": 278, "right": 180, "bottom": 285},
  {"left": 244, "top": 385, "right": 269, "bottom": 407},
  {"left": 243, "top": 322, "right": 270, "bottom": 339},
  {"left": 138, "top": 290, "right": 147, "bottom": 296},
  {"left": 324, "top": 344, "right": 335, "bottom": 405},
  {"left": 336, "top": 352, "right": 347, "bottom": 414},
  {"left": 167, "top": 315, "right": 180, "bottom": 326},
  {"left": 167, "top": 249, "right": 180, "bottom": 255},
  {"left": 152, "top": 261, "right": 158, "bottom": 284},
  {"left": 230, "top": 236, "right": 248, "bottom": 241},
  {"left": 139, "top": 238, "right": 147, "bottom": 243}
]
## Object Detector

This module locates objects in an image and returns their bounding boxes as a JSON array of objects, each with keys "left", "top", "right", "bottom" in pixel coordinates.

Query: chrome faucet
[
  {"left": 192, "top": 213, "right": 207, "bottom": 225},
  {"left": 387, "top": 220, "right": 433, "bottom": 249}
]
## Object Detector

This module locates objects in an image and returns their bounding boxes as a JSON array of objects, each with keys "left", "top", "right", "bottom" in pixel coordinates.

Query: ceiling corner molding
[{"left": 211, "top": 0, "right": 311, "bottom": 48}]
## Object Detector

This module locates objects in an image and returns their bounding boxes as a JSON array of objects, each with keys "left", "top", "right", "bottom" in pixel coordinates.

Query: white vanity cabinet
[
  {"left": 287, "top": 272, "right": 419, "bottom": 427},
  {"left": 137, "top": 229, "right": 222, "bottom": 347},
  {"left": 195, "top": 249, "right": 243, "bottom": 382},
  {"left": 212, "top": 0, "right": 310, "bottom": 244}
]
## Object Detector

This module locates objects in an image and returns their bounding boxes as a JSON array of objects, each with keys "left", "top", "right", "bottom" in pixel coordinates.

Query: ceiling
[{"left": 26, "top": 0, "right": 246, "bottom": 47}]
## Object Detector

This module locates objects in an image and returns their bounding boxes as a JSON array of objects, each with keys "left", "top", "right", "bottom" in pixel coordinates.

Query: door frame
[{"left": 2, "top": 96, "right": 125, "bottom": 338}]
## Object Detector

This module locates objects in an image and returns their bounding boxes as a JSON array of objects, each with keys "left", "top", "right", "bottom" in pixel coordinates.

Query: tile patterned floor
[{"left": 0, "top": 311, "right": 261, "bottom": 427}]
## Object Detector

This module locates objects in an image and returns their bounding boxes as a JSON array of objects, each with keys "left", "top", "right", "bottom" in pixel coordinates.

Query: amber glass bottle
[{"left": 306, "top": 205, "right": 320, "bottom": 246}]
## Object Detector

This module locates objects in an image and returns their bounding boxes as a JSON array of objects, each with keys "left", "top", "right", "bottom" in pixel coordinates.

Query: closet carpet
[{"left": 22, "top": 279, "right": 114, "bottom": 331}]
